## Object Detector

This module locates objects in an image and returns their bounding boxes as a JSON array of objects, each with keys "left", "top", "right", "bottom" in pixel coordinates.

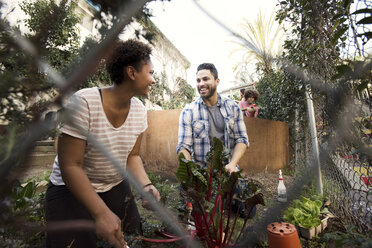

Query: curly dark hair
[
  {"left": 106, "top": 39, "right": 152, "bottom": 84},
  {"left": 244, "top": 89, "right": 259, "bottom": 101}
]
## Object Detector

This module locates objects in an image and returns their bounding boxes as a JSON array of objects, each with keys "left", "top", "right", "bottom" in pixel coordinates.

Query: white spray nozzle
[{"left": 279, "top": 169, "right": 283, "bottom": 180}]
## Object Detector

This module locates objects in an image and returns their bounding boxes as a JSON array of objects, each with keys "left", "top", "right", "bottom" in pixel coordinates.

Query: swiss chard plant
[
  {"left": 176, "top": 138, "right": 265, "bottom": 247},
  {"left": 283, "top": 196, "right": 328, "bottom": 229}
]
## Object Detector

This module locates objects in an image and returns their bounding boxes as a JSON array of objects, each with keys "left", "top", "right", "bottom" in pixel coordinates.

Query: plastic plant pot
[{"left": 267, "top": 222, "right": 301, "bottom": 248}]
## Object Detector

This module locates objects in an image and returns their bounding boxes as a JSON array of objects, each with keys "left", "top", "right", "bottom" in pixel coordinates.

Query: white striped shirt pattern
[{"left": 49, "top": 87, "right": 148, "bottom": 192}]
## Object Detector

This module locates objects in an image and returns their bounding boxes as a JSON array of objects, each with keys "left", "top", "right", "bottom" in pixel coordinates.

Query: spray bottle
[
  {"left": 186, "top": 202, "right": 195, "bottom": 231},
  {"left": 277, "top": 169, "right": 287, "bottom": 202}
]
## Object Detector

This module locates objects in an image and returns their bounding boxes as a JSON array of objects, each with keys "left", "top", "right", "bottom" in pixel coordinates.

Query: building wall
[
  {"left": 75, "top": 0, "right": 100, "bottom": 45},
  {"left": 140, "top": 109, "right": 289, "bottom": 179},
  {"left": 75, "top": 0, "right": 190, "bottom": 93},
  {"left": 137, "top": 17, "right": 190, "bottom": 89}
]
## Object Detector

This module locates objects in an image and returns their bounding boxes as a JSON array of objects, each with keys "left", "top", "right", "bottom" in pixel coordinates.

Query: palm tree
[{"left": 231, "top": 8, "right": 285, "bottom": 76}]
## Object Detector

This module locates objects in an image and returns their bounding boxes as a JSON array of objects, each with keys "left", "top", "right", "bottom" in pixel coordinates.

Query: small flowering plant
[{"left": 176, "top": 138, "right": 265, "bottom": 247}]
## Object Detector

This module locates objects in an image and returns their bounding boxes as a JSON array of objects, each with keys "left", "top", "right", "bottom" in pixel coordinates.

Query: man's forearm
[{"left": 230, "top": 142, "right": 248, "bottom": 165}]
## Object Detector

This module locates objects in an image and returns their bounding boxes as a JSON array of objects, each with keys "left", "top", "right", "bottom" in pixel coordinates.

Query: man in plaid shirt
[{"left": 176, "top": 63, "right": 249, "bottom": 173}]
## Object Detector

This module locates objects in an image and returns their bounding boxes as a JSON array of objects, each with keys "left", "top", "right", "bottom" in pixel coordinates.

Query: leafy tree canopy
[{"left": 0, "top": 0, "right": 80, "bottom": 125}]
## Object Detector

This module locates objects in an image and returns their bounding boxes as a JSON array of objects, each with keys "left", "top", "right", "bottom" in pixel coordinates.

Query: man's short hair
[
  {"left": 106, "top": 39, "right": 152, "bottom": 85},
  {"left": 240, "top": 88, "right": 246, "bottom": 94},
  {"left": 197, "top": 63, "right": 218, "bottom": 79}
]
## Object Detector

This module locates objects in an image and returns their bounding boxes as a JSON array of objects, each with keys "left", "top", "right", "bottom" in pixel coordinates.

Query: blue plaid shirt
[{"left": 176, "top": 94, "right": 249, "bottom": 166}]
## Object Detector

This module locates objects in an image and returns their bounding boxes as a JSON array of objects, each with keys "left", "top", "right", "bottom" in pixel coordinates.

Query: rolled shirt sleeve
[
  {"left": 234, "top": 104, "right": 249, "bottom": 147},
  {"left": 176, "top": 108, "right": 193, "bottom": 154}
]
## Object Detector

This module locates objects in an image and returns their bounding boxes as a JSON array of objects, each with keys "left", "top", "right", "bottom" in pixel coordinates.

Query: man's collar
[{"left": 199, "top": 94, "right": 222, "bottom": 106}]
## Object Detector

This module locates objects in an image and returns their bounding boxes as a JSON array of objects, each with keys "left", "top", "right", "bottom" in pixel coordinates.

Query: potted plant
[{"left": 283, "top": 196, "right": 329, "bottom": 239}]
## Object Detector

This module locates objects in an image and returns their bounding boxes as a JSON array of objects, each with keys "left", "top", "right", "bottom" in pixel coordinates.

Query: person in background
[
  {"left": 237, "top": 88, "right": 245, "bottom": 104},
  {"left": 177, "top": 63, "right": 249, "bottom": 174},
  {"left": 240, "top": 89, "right": 259, "bottom": 118},
  {"left": 45, "top": 39, "right": 160, "bottom": 248},
  {"left": 238, "top": 88, "right": 248, "bottom": 116}
]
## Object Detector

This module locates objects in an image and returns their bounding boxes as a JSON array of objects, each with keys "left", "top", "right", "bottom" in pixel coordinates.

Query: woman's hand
[
  {"left": 141, "top": 184, "right": 161, "bottom": 210},
  {"left": 95, "top": 210, "right": 128, "bottom": 248}
]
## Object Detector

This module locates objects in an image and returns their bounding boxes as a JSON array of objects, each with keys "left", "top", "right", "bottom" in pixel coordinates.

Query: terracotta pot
[{"left": 267, "top": 222, "right": 301, "bottom": 248}]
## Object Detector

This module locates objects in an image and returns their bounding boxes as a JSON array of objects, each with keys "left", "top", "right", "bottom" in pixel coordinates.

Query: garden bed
[
  {"left": 7, "top": 170, "right": 362, "bottom": 248},
  {"left": 133, "top": 172, "right": 366, "bottom": 248},
  {"left": 297, "top": 216, "right": 328, "bottom": 239},
  {"left": 133, "top": 171, "right": 294, "bottom": 248}
]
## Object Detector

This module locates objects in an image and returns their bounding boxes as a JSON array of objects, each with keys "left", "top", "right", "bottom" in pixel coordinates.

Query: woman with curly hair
[{"left": 45, "top": 39, "right": 160, "bottom": 248}]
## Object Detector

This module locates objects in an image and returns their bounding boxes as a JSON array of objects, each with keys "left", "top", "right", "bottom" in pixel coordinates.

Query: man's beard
[{"left": 199, "top": 85, "right": 217, "bottom": 99}]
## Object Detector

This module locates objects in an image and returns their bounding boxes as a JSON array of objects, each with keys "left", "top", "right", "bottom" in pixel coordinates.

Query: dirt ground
[{"left": 242, "top": 171, "right": 294, "bottom": 199}]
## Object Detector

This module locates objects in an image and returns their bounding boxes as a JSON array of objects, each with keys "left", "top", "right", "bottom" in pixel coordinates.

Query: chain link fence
[
  {"left": 1, "top": 0, "right": 372, "bottom": 247},
  {"left": 243, "top": 0, "right": 372, "bottom": 242},
  {"left": 314, "top": 0, "right": 372, "bottom": 236}
]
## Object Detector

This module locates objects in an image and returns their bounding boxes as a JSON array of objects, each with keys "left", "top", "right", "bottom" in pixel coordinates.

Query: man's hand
[
  {"left": 141, "top": 185, "right": 161, "bottom": 210},
  {"left": 225, "top": 162, "right": 238, "bottom": 174},
  {"left": 95, "top": 209, "right": 127, "bottom": 248}
]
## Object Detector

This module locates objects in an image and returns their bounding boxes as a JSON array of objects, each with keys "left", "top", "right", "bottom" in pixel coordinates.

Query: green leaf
[
  {"left": 357, "top": 16, "right": 372, "bottom": 25},
  {"left": 243, "top": 193, "right": 265, "bottom": 219},
  {"left": 332, "top": 64, "right": 353, "bottom": 80},
  {"left": 204, "top": 201, "right": 215, "bottom": 213},
  {"left": 190, "top": 166, "right": 208, "bottom": 187},
  {"left": 283, "top": 196, "right": 324, "bottom": 227},
  {"left": 206, "top": 138, "right": 225, "bottom": 172},
  {"left": 332, "top": 13, "right": 345, "bottom": 21},
  {"left": 332, "top": 27, "right": 348, "bottom": 44},
  {"left": 352, "top": 8, "right": 372, "bottom": 15},
  {"left": 343, "top": 0, "right": 353, "bottom": 9},
  {"left": 21, "top": 182, "right": 36, "bottom": 199},
  {"left": 176, "top": 153, "right": 189, "bottom": 183},
  {"left": 221, "top": 172, "right": 239, "bottom": 194},
  {"left": 320, "top": 207, "right": 329, "bottom": 214},
  {"left": 247, "top": 182, "right": 258, "bottom": 194},
  {"left": 314, "top": 200, "right": 322, "bottom": 208},
  {"left": 357, "top": 32, "right": 372, "bottom": 40},
  {"left": 309, "top": 218, "right": 321, "bottom": 228}
]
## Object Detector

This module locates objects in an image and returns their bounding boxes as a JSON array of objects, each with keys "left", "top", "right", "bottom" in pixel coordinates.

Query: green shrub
[{"left": 283, "top": 196, "right": 328, "bottom": 228}]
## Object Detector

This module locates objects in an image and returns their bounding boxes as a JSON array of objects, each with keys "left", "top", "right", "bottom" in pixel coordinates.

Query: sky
[{"left": 147, "top": 0, "right": 279, "bottom": 92}]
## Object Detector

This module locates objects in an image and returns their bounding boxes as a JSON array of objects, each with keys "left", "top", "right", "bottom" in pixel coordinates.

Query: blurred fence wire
[
  {"left": 318, "top": 0, "right": 372, "bottom": 237},
  {"left": 1, "top": 0, "right": 372, "bottom": 247}
]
